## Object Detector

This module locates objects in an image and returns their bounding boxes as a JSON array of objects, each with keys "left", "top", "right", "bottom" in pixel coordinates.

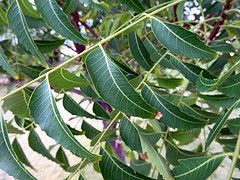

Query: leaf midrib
[
  {"left": 101, "top": 47, "right": 155, "bottom": 116},
  {"left": 132, "top": 33, "right": 151, "bottom": 69},
  {"left": 14, "top": 0, "right": 43, "bottom": 59},
  {"left": 174, "top": 154, "right": 226, "bottom": 178},
  {"left": 151, "top": 17, "right": 215, "bottom": 57},
  {"left": 36, "top": 77, "right": 96, "bottom": 158},
  {"left": 206, "top": 99, "right": 240, "bottom": 147},
  {"left": 20, "top": 0, "right": 40, "bottom": 18},
  {"left": 103, "top": 149, "right": 143, "bottom": 179},
  {"left": 16, "top": 0, "right": 43, "bottom": 58},
  {"left": 146, "top": 85, "right": 204, "bottom": 124},
  {"left": 169, "top": 57, "right": 199, "bottom": 82},
  {"left": 0, "top": 117, "right": 34, "bottom": 179},
  {"left": 220, "top": 80, "right": 240, "bottom": 89},
  {"left": 47, "top": 0, "right": 83, "bottom": 42}
]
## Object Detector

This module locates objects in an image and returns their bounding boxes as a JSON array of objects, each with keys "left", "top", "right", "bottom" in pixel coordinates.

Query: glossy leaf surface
[
  {"left": 141, "top": 85, "right": 206, "bottom": 129},
  {"left": 0, "top": 113, "right": 36, "bottom": 180},
  {"left": 99, "top": 148, "right": 153, "bottom": 180},
  {"left": 86, "top": 47, "right": 157, "bottom": 118},
  {"left": 29, "top": 78, "right": 101, "bottom": 162},
  {"left": 129, "top": 32, "right": 153, "bottom": 70},
  {"left": 35, "top": 0, "right": 87, "bottom": 44},
  {"left": 206, "top": 99, "right": 240, "bottom": 148},
  {"left": 173, "top": 155, "right": 226, "bottom": 180},
  {"left": 7, "top": 1, "right": 46, "bottom": 66},
  {"left": 151, "top": 17, "right": 217, "bottom": 59}
]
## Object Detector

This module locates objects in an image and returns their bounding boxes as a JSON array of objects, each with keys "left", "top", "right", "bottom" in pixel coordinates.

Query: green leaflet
[
  {"left": 139, "top": 134, "right": 172, "bottom": 179},
  {"left": 29, "top": 77, "right": 101, "bottom": 162},
  {"left": 141, "top": 85, "right": 206, "bottom": 129},
  {"left": 173, "top": 154, "right": 227, "bottom": 180},
  {"left": 81, "top": 86, "right": 100, "bottom": 100},
  {"left": 63, "top": 94, "right": 102, "bottom": 120},
  {"left": 196, "top": 59, "right": 240, "bottom": 92},
  {"left": 138, "top": 126, "right": 161, "bottom": 148},
  {"left": 67, "top": 125, "right": 84, "bottom": 136},
  {"left": 218, "top": 73, "right": 240, "bottom": 98},
  {"left": 130, "top": 159, "right": 152, "bottom": 177},
  {"left": 63, "top": 0, "right": 80, "bottom": 14},
  {"left": 143, "top": 37, "right": 165, "bottom": 62},
  {"left": 0, "top": 7, "right": 8, "bottom": 26},
  {"left": 199, "top": 94, "right": 239, "bottom": 109},
  {"left": 119, "top": 117, "right": 161, "bottom": 153},
  {"left": 19, "top": 64, "right": 45, "bottom": 79},
  {"left": 169, "top": 129, "right": 201, "bottom": 146},
  {"left": 35, "top": 0, "right": 87, "bottom": 44},
  {"left": 0, "top": 112, "right": 36, "bottom": 180},
  {"left": 15, "top": 116, "right": 35, "bottom": 131},
  {"left": 206, "top": 99, "right": 240, "bottom": 148},
  {"left": 93, "top": 102, "right": 110, "bottom": 120},
  {"left": 81, "top": 120, "right": 101, "bottom": 140},
  {"left": 91, "top": 129, "right": 116, "bottom": 146},
  {"left": 128, "top": 32, "right": 153, "bottom": 70},
  {"left": 99, "top": 13, "right": 131, "bottom": 37},
  {"left": 18, "top": 0, "right": 41, "bottom": 19},
  {"left": 0, "top": 46, "right": 16, "bottom": 77},
  {"left": 161, "top": 55, "right": 214, "bottom": 86},
  {"left": 208, "top": 54, "right": 229, "bottom": 76},
  {"left": 143, "top": 40, "right": 217, "bottom": 90},
  {"left": 49, "top": 68, "right": 90, "bottom": 92},
  {"left": 209, "top": 42, "right": 235, "bottom": 53},
  {"left": 165, "top": 139, "right": 201, "bottom": 166},
  {"left": 119, "top": 0, "right": 145, "bottom": 13},
  {"left": 176, "top": 1, "right": 184, "bottom": 23},
  {"left": 228, "top": 118, "right": 240, "bottom": 135},
  {"left": 12, "top": 138, "right": 34, "bottom": 169},
  {"left": 56, "top": 146, "right": 70, "bottom": 171},
  {"left": 217, "top": 138, "right": 240, "bottom": 170},
  {"left": 154, "top": 90, "right": 197, "bottom": 106},
  {"left": 81, "top": 122, "right": 112, "bottom": 146},
  {"left": 25, "top": 15, "right": 46, "bottom": 28},
  {"left": 151, "top": 17, "right": 217, "bottom": 59},
  {"left": 179, "top": 103, "right": 220, "bottom": 124},
  {"left": 195, "top": 72, "right": 218, "bottom": 92},
  {"left": 120, "top": 117, "right": 142, "bottom": 152},
  {"left": 7, "top": 123, "right": 24, "bottom": 134},
  {"left": 112, "top": 58, "right": 138, "bottom": 80},
  {"left": 28, "top": 130, "right": 58, "bottom": 163},
  {"left": 3, "top": 90, "right": 31, "bottom": 118},
  {"left": 86, "top": 47, "right": 157, "bottom": 119},
  {"left": 156, "top": 77, "right": 183, "bottom": 89},
  {"left": 158, "top": 54, "right": 225, "bottom": 92},
  {"left": 7, "top": 1, "right": 47, "bottom": 67},
  {"left": 99, "top": 148, "right": 153, "bottom": 180},
  {"left": 119, "top": 116, "right": 171, "bottom": 179},
  {"left": 35, "top": 39, "right": 65, "bottom": 53}
]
